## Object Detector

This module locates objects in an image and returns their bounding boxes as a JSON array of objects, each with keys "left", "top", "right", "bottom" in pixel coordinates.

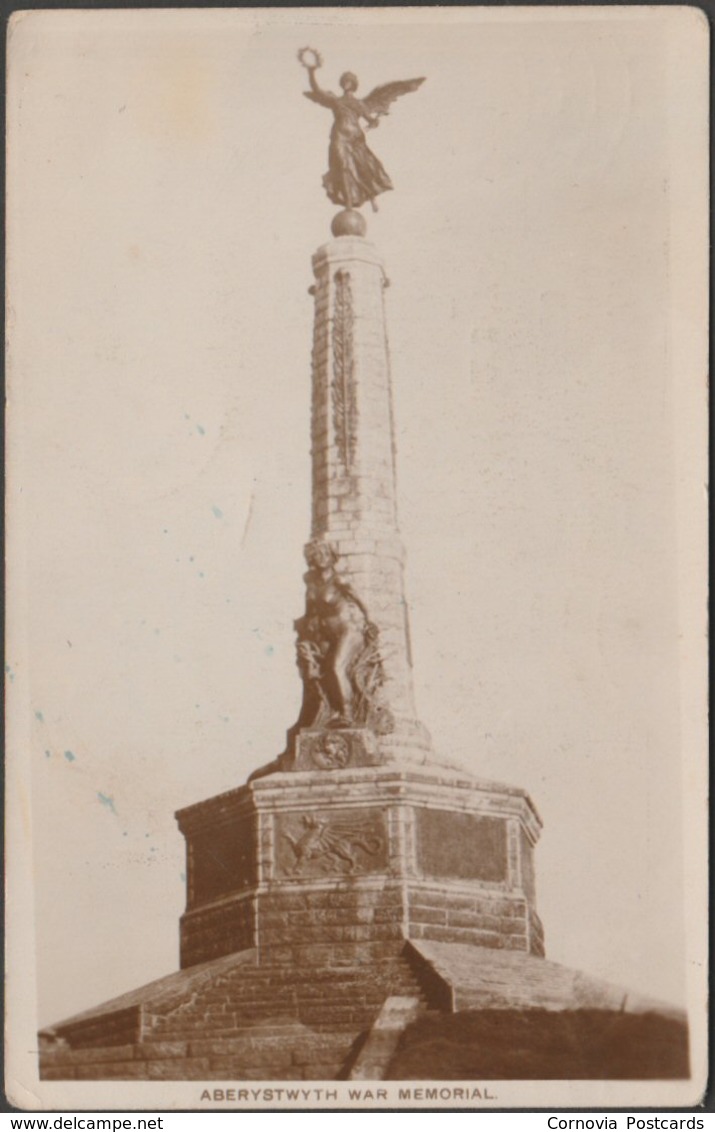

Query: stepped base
[
  {"left": 39, "top": 941, "right": 687, "bottom": 1081},
  {"left": 39, "top": 943, "right": 425, "bottom": 1080}
]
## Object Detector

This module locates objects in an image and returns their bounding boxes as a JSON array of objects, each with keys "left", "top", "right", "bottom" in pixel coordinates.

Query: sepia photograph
[{"left": 5, "top": 6, "right": 708, "bottom": 1111}]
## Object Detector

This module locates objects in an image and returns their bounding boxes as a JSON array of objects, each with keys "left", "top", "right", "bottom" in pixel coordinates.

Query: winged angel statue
[{"left": 299, "top": 47, "right": 425, "bottom": 211}]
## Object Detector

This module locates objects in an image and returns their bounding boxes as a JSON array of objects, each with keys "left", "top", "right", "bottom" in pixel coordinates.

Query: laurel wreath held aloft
[{"left": 298, "top": 47, "right": 323, "bottom": 70}]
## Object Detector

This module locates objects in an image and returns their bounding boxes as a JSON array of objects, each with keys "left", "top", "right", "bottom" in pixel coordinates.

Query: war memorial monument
[{"left": 38, "top": 49, "right": 688, "bottom": 1085}]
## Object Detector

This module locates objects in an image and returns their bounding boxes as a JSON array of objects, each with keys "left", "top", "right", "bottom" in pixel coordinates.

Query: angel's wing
[{"left": 362, "top": 77, "right": 425, "bottom": 117}]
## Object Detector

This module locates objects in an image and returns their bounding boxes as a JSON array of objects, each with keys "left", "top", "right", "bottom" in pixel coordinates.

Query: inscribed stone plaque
[
  {"left": 188, "top": 817, "right": 256, "bottom": 908},
  {"left": 415, "top": 808, "right": 507, "bottom": 883}
]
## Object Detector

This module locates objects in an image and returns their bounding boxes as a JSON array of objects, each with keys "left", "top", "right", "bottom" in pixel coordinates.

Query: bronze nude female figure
[
  {"left": 249, "top": 539, "right": 393, "bottom": 781},
  {"left": 293, "top": 539, "right": 392, "bottom": 734},
  {"left": 299, "top": 48, "right": 425, "bottom": 212},
  {"left": 295, "top": 539, "right": 374, "bottom": 726}
]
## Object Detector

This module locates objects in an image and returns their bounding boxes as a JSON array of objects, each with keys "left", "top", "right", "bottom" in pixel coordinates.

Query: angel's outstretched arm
[{"left": 303, "top": 67, "right": 336, "bottom": 109}]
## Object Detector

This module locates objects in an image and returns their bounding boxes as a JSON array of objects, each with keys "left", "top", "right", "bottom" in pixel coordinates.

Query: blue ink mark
[
  {"left": 184, "top": 413, "right": 190, "bottom": 421},
  {"left": 221, "top": 715, "right": 230, "bottom": 723},
  {"left": 98, "top": 792, "right": 117, "bottom": 815},
  {"left": 265, "top": 645, "right": 274, "bottom": 657},
  {"left": 198, "top": 572, "right": 205, "bottom": 578},
  {"left": 154, "top": 628, "right": 161, "bottom": 636},
  {"left": 180, "top": 872, "right": 186, "bottom": 883},
  {"left": 35, "top": 710, "right": 44, "bottom": 722},
  {"left": 196, "top": 424, "right": 205, "bottom": 436},
  {"left": 212, "top": 505, "right": 223, "bottom": 519},
  {"left": 44, "top": 750, "right": 51, "bottom": 759},
  {"left": 5, "top": 664, "right": 14, "bottom": 682},
  {"left": 63, "top": 750, "right": 76, "bottom": 762}
]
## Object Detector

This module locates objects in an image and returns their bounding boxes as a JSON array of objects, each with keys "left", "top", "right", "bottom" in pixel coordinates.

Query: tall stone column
[{"left": 281, "top": 230, "right": 432, "bottom": 772}]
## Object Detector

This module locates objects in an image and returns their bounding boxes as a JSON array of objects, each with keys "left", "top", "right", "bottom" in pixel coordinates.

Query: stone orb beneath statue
[{"left": 331, "top": 209, "right": 367, "bottom": 238}]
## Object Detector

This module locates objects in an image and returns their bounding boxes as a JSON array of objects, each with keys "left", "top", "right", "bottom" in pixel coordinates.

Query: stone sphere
[{"left": 331, "top": 209, "right": 367, "bottom": 238}]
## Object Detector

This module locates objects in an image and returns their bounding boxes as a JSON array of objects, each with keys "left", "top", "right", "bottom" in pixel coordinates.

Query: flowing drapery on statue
[{"left": 299, "top": 48, "right": 425, "bottom": 212}]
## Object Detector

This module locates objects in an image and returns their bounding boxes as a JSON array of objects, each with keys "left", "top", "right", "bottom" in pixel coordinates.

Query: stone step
[
  {"left": 168, "top": 987, "right": 418, "bottom": 1011},
  {"left": 201, "top": 973, "right": 421, "bottom": 995},
  {"left": 47, "top": 948, "right": 433, "bottom": 1078},
  {"left": 144, "top": 954, "right": 428, "bottom": 1046},
  {"left": 149, "top": 995, "right": 425, "bottom": 1030},
  {"left": 144, "top": 1024, "right": 347, "bottom": 1043},
  {"left": 146, "top": 1019, "right": 370, "bottom": 1041},
  {"left": 149, "top": 1013, "right": 414, "bottom": 1040},
  {"left": 179, "top": 982, "right": 420, "bottom": 1005},
  {"left": 212, "top": 964, "right": 396, "bottom": 980},
  {"left": 310, "top": 1022, "right": 375, "bottom": 1035}
]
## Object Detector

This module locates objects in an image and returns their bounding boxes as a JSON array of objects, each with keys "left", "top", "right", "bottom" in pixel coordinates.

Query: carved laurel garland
[
  {"left": 311, "top": 299, "right": 330, "bottom": 509},
  {"left": 331, "top": 270, "right": 358, "bottom": 469}
]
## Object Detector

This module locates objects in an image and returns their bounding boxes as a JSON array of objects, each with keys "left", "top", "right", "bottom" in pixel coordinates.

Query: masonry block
[{"left": 175, "top": 767, "right": 542, "bottom": 967}]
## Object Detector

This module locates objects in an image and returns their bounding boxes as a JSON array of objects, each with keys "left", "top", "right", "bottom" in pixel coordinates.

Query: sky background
[{"left": 6, "top": 8, "right": 707, "bottom": 1032}]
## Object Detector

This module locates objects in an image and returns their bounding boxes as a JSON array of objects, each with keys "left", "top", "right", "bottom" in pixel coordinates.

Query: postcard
[{"left": 5, "top": 5, "right": 708, "bottom": 1111}]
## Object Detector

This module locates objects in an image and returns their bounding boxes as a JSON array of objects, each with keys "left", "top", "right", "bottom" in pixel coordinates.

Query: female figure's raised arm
[{"left": 299, "top": 48, "right": 336, "bottom": 109}]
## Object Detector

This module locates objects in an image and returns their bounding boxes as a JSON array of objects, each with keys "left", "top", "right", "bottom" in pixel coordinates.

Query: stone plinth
[{"left": 176, "top": 768, "right": 544, "bottom": 970}]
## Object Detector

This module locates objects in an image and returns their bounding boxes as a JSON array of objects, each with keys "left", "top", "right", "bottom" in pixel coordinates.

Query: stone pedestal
[{"left": 176, "top": 768, "right": 544, "bottom": 970}]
